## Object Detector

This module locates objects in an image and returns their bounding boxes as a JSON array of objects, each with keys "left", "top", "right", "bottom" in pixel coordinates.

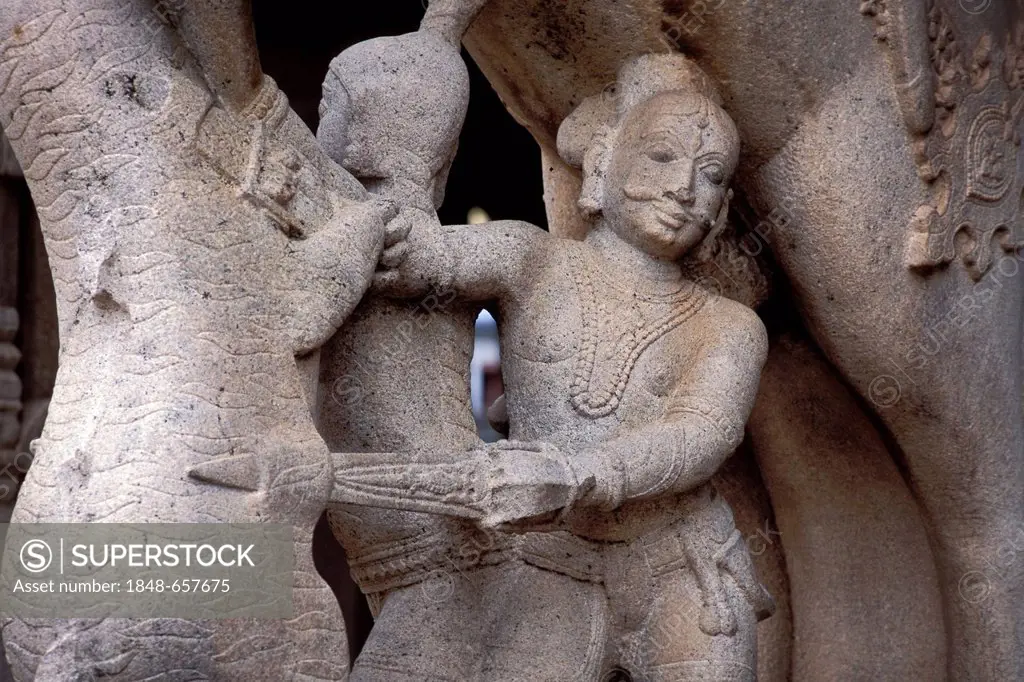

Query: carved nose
[
  {"left": 667, "top": 167, "right": 697, "bottom": 204},
  {"left": 667, "top": 185, "right": 695, "bottom": 204}
]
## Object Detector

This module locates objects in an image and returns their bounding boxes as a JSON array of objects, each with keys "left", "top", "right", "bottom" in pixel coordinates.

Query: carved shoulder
[
  {"left": 674, "top": 294, "right": 768, "bottom": 391},
  {"left": 706, "top": 296, "right": 769, "bottom": 367}
]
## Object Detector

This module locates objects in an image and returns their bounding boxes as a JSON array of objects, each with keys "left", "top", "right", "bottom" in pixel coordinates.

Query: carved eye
[
  {"left": 646, "top": 145, "right": 677, "bottom": 163},
  {"left": 703, "top": 163, "right": 725, "bottom": 185}
]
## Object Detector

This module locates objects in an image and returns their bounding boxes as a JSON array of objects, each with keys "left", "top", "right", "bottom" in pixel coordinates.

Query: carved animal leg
[
  {"left": 749, "top": 59, "right": 1024, "bottom": 680},
  {"left": 748, "top": 334, "right": 946, "bottom": 680}
]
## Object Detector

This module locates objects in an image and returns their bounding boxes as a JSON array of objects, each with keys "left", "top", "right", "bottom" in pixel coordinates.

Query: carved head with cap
[
  {"left": 559, "top": 54, "right": 741, "bottom": 261},
  {"left": 318, "top": 30, "right": 470, "bottom": 210}
]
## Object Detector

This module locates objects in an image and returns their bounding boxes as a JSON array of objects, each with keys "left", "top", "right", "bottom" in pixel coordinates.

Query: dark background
[{"left": 253, "top": 0, "right": 548, "bottom": 229}]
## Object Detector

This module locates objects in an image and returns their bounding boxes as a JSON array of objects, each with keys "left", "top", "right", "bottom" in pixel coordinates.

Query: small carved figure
[{"left": 342, "top": 53, "right": 775, "bottom": 680}]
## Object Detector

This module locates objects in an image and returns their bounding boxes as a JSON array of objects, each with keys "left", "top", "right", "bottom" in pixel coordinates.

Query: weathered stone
[
  {"left": 0, "top": 1, "right": 398, "bottom": 678},
  {"left": 0, "top": 0, "right": 1021, "bottom": 680}
]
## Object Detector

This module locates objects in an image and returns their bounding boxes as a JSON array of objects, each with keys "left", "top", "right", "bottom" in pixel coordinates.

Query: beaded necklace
[{"left": 569, "top": 249, "right": 708, "bottom": 418}]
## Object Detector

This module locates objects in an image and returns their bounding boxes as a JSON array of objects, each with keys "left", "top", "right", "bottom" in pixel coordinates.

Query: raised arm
[
  {"left": 173, "top": 0, "right": 263, "bottom": 113},
  {"left": 420, "top": 0, "right": 492, "bottom": 44},
  {"left": 572, "top": 300, "right": 769, "bottom": 510},
  {"left": 374, "top": 213, "right": 556, "bottom": 303}
]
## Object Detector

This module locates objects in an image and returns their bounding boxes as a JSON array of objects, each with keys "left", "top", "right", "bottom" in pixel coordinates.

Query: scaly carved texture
[{"left": 0, "top": 1, "right": 385, "bottom": 678}]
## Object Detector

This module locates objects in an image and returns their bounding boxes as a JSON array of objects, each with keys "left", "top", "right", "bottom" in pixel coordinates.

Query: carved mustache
[{"left": 623, "top": 185, "right": 712, "bottom": 230}]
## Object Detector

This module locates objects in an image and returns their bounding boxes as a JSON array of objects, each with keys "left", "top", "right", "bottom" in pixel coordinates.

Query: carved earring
[
  {"left": 578, "top": 126, "right": 616, "bottom": 220},
  {"left": 691, "top": 188, "right": 732, "bottom": 263}
]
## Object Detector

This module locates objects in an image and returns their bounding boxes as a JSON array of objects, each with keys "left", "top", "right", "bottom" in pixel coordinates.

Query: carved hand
[
  {"left": 329, "top": 440, "right": 594, "bottom": 530},
  {"left": 491, "top": 445, "right": 630, "bottom": 532},
  {"left": 473, "top": 441, "right": 595, "bottom": 529},
  {"left": 280, "top": 197, "right": 400, "bottom": 354},
  {"left": 372, "top": 208, "right": 455, "bottom": 298}
]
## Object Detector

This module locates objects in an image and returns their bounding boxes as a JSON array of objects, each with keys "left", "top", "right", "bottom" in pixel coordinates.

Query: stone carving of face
[
  {"left": 317, "top": 34, "right": 470, "bottom": 211},
  {"left": 601, "top": 91, "right": 739, "bottom": 261}
]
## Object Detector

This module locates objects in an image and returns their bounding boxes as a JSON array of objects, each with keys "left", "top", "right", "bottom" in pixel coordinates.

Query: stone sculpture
[
  {"left": 315, "top": 3, "right": 526, "bottom": 679},
  {"left": 330, "top": 53, "right": 774, "bottom": 680},
  {"left": 0, "top": 1, "right": 400, "bottom": 678},
  {"left": 1, "top": 0, "right": 1021, "bottom": 680},
  {"left": 462, "top": 1, "right": 1022, "bottom": 679}
]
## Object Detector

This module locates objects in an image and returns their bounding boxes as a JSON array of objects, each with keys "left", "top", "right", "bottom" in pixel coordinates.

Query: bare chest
[{"left": 500, "top": 259, "right": 708, "bottom": 441}]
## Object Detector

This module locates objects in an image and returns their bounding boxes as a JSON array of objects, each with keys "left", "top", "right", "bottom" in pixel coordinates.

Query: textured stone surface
[
  {"left": 749, "top": 334, "right": 946, "bottom": 680},
  {"left": 315, "top": 11, "right": 501, "bottom": 677},
  {"left": 334, "top": 51, "right": 775, "bottom": 680},
  {"left": 1, "top": 0, "right": 1021, "bottom": 680},
  {"left": 0, "top": 1, "right": 396, "bottom": 678},
  {"left": 464, "top": 1, "right": 1024, "bottom": 679}
]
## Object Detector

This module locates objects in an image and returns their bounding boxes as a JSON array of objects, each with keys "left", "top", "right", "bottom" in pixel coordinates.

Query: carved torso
[{"left": 500, "top": 240, "right": 727, "bottom": 541}]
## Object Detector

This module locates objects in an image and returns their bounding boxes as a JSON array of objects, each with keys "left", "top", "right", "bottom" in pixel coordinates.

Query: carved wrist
[{"left": 572, "top": 449, "right": 627, "bottom": 512}]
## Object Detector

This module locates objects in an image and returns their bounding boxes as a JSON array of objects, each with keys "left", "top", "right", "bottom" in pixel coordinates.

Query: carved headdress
[
  {"left": 558, "top": 54, "right": 768, "bottom": 307},
  {"left": 319, "top": 1, "right": 490, "bottom": 210},
  {"left": 322, "top": 32, "right": 468, "bottom": 186},
  {"left": 557, "top": 53, "right": 738, "bottom": 221}
]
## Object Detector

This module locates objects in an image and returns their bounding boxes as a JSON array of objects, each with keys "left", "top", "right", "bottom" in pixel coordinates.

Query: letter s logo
[{"left": 20, "top": 540, "right": 52, "bottom": 573}]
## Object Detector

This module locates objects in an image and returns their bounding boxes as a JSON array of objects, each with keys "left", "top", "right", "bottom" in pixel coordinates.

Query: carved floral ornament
[{"left": 864, "top": 0, "right": 1024, "bottom": 280}]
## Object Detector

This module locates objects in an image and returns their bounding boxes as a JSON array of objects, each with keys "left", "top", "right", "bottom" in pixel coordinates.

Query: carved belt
[
  {"left": 519, "top": 531, "right": 605, "bottom": 583},
  {"left": 347, "top": 527, "right": 608, "bottom": 594},
  {"left": 347, "top": 525, "right": 519, "bottom": 595}
]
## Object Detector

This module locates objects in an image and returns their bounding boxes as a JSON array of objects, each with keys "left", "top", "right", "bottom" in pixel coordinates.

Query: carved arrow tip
[{"left": 188, "top": 454, "right": 260, "bottom": 492}]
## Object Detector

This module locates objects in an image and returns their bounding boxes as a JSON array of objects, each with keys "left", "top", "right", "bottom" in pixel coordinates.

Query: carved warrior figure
[
  {"left": 314, "top": 4, "right": 499, "bottom": 679},
  {"left": 316, "top": 4, "right": 601, "bottom": 680},
  {"left": 336, "top": 54, "right": 774, "bottom": 680},
  {"left": 0, "top": 1, "right": 402, "bottom": 678}
]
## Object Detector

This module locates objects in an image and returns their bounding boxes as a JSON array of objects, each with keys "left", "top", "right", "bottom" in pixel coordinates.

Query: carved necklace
[{"left": 569, "top": 251, "right": 708, "bottom": 418}]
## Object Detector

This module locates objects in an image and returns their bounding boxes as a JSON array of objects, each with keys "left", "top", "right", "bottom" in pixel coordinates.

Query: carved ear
[
  {"left": 577, "top": 125, "right": 617, "bottom": 221},
  {"left": 691, "top": 189, "right": 733, "bottom": 263}
]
